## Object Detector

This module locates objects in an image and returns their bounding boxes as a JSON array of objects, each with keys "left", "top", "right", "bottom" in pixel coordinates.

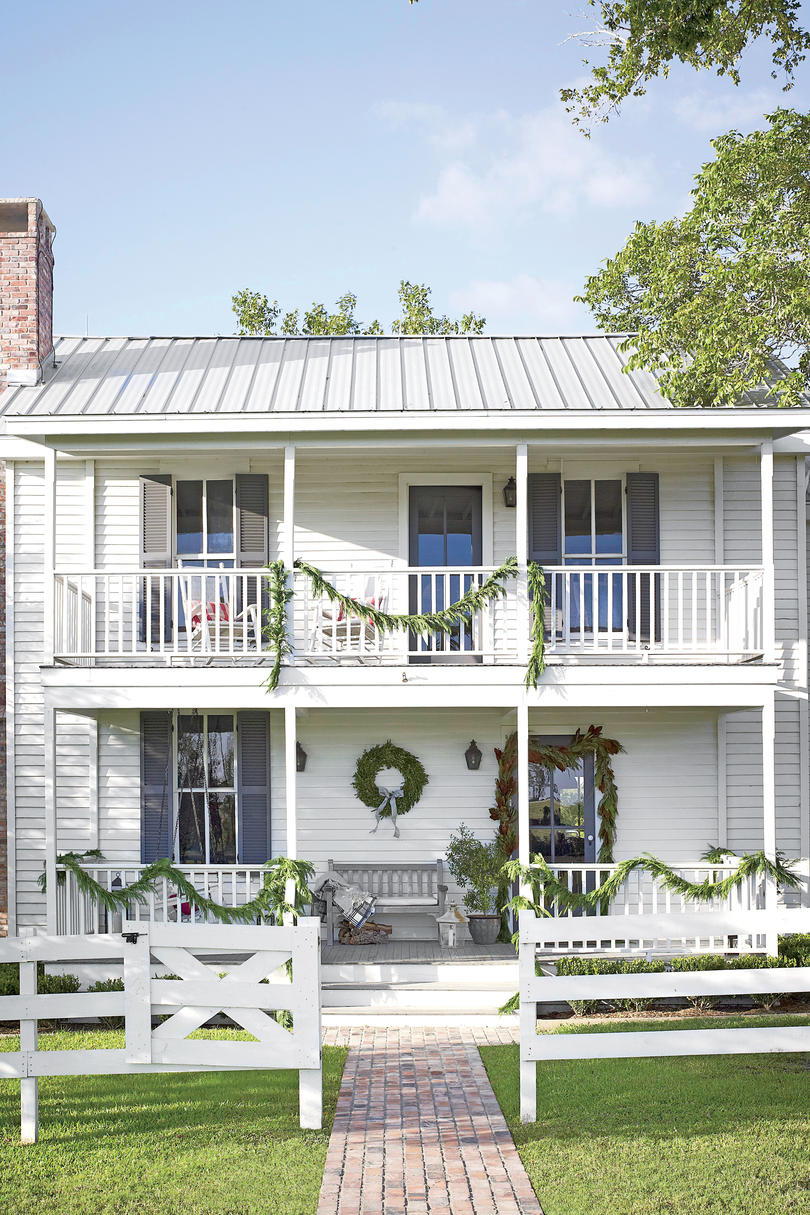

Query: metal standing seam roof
[{"left": 0, "top": 333, "right": 792, "bottom": 418}]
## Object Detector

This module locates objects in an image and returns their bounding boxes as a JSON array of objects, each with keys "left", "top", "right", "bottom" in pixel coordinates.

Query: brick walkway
[{"left": 317, "top": 1027, "right": 542, "bottom": 1215}]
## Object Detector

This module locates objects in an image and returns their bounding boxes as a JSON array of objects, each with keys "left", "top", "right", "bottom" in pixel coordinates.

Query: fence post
[
  {"left": 518, "top": 911, "right": 537, "bottom": 1123},
  {"left": 299, "top": 1068, "right": 323, "bottom": 1130},
  {"left": 19, "top": 959, "right": 38, "bottom": 1144}
]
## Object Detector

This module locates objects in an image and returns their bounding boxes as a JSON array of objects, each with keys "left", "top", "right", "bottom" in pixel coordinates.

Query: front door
[
  {"left": 528, "top": 735, "right": 596, "bottom": 866},
  {"left": 408, "top": 485, "right": 483, "bottom": 662}
]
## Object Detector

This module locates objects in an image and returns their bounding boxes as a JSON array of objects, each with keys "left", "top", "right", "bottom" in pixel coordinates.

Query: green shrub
[
  {"left": 86, "top": 977, "right": 125, "bottom": 1028},
  {"left": 779, "top": 933, "right": 810, "bottom": 964},
  {"left": 555, "top": 956, "right": 665, "bottom": 1015}
]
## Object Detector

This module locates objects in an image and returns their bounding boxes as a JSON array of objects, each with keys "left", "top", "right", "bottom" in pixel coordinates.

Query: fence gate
[{"left": 0, "top": 918, "right": 323, "bottom": 1142}]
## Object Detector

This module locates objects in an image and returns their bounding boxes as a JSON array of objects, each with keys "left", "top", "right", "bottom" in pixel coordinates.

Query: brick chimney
[{"left": 0, "top": 198, "right": 56, "bottom": 390}]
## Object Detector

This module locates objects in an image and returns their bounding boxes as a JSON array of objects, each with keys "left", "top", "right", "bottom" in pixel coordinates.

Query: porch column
[
  {"left": 762, "top": 690, "right": 778, "bottom": 955},
  {"left": 515, "top": 443, "right": 529, "bottom": 660},
  {"left": 283, "top": 444, "right": 296, "bottom": 656},
  {"left": 43, "top": 448, "right": 56, "bottom": 666},
  {"left": 516, "top": 700, "right": 530, "bottom": 869},
  {"left": 44, "top": 700, "right": 58, "bottom": 930},
  {"left": 285, "top": 704, "right": 297, "bottom": 859},
  {"left": 760, "top": 440, "right": 776, "bottom": 661}
]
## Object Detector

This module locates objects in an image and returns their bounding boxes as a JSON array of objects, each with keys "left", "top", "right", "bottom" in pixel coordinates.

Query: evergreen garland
[
  {"left": 262, "top": 556, "right": 548, "bottom": 691},
  {"left": 502, "top": 848, "right": 802, "bottom": 918},
  {"left": 41, "top": 853, "right": 315, "bottom": 925},
  {"left": 263, "top": 559, "right": 293, "bottom": 692},
  {"left": 490, "top": 726, "right": 624, "bottom": 865},
  {"left": 352, "top": 740, "right": 428, "bottom": 817}
]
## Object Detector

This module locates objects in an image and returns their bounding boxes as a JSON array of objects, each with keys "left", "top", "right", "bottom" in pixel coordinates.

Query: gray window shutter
[
  {"left": 236, "top": 474, "right": 269, "bottom": 566},
  {"left": 237, "top": 711, "right": 270, "bottom": 864},
  {"left": 139, "top": 474, "right": 172, "bottom": 643},
  {"left": 140, "top": 711, "right": 172, "bottom": 863},
  {"left": 527, "top": 473, "right": 562, "bottom": 564},
  {"left": 626, "top": 472, "right": 661, "bottom": 642}
]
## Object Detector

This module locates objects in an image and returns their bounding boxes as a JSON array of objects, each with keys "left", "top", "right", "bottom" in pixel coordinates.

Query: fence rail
[{"left": 517, "top": 907, "right": 810, "bottom": 1122}]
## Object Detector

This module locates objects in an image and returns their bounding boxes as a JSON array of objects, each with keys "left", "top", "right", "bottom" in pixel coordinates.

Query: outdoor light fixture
[
  {"left": 296, "top": 742, "right": 308, "bottom": 772},
  {"left": 465, "top": 740, "right": 483, "bottom": 771},
  {"left": 502, "top": 477, "right": 517, "bottom": 508}
]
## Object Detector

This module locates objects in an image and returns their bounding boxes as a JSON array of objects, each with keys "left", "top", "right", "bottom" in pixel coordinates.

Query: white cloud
[
  {"left": 673, "top": 88, "right": 781, "bottom": 134},
  {"left": 378, "top": 102, "right": 653, "bottom": 233},
  {"left": 450, "top": 273, "right": 587, "bottom": 332}
]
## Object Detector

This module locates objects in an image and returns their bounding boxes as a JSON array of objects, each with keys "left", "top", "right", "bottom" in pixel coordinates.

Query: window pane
[
  {"left": 564, "top": 480, "right": 591, "bottom": 555},
  {"left": 208, "top": 714, "right": 235, "bottom": 787},
  {"left": 529, "top": 827, "right": 552, "bottom": 859},
  {"left": 594, "top": 480, "right": 622, "bottom": 554},
  {"left": 177, "top": 714, "right": 204, "bottom": 787},
  {"left": 555, "top": 764, "right": 585, "bottom": 828},
  {"left": 208, "top": 793, "right": 236, "bottom": 864},
  {"left": 556, "top": 830, "right": 585, "bottom": 859},
  {"left": 207, "top": 480, "right": 234, "bottom": 555},
  {"left": 176, "top": 481, "right": 203, "bottom": 556},
  {"left": 178, "top": 792, "right": 206, "bottom": 863}
]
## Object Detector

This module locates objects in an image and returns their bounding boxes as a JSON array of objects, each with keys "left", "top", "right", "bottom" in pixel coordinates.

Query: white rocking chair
[{"left": 309, "top": 572, "right": 391, "bottom": 657}]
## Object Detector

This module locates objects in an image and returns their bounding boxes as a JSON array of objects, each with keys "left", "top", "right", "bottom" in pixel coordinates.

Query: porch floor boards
[{"left": 321, "top": 942, "right": 516, "bottom": 965}]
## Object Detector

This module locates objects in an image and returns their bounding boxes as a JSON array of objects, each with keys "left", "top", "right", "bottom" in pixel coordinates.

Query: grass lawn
[
  {"left": 0, "top": 1029, "right": 347, "bottom": 1215},
  {"left": 481, "top": 1013, "right": 810, "bottom": 1215}
]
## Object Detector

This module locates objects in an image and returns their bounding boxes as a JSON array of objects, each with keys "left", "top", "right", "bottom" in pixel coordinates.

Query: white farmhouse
[{"left": 1, "top": 199, "right": 808, "bottom": 1015}]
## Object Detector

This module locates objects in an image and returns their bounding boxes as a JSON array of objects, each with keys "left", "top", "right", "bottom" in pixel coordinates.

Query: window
[
  {"left": 528, "top": 744, "right": 595, "bottom": 863},
  {"left": 176, "top": 479, "right": 235, "bottom": 568},
  {"left": 563, "top": 478, "right": 624, "bottom": 630},
  {"left": 175, "top": 713, "right": 237, "bottom": 863}
]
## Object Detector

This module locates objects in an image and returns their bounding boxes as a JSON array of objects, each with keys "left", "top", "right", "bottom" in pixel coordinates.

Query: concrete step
[
  {"left": 321, "top": 961, "right": 518, "bottom": 985},
  {"left": 322, "top": 982, "right": 516, "bottom": 1011},
  {"left": 322, "top": 1010, "right": 520, "bottom": 1028}
]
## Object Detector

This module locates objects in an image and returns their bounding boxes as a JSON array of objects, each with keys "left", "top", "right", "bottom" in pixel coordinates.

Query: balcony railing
[
  {"left": 52, "top": 563, "right": 764, "bottom": 665},
  {"left": 543, "top": 565, "right": 763, "bottom": 659}
]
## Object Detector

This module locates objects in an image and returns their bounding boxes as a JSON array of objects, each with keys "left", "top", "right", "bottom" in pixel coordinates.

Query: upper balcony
[{"left": 52, "top": 561, "right": 765, "bottom": 667}]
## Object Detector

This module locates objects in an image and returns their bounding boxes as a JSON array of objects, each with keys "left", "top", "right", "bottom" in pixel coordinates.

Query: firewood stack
[{"left": 337, "top": 919, "right": 393, "bottom": 945}]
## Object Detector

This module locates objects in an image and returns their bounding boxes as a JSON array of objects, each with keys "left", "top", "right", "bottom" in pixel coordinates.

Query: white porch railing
[
  {"left": 296, "top": 565, "right": 518, "bottom": 662},
  {"left": 544, "top": 861, "right": 762, "bottom": 931},
  {"left": 54, "top": 570, "right": 272, "bottom": 660},
  {"left": 543, "top": 565, "right": 763, "bottom": 658},
  {"left": 52, "top": 563, "right": 764, "bottom": 664},
  {"left": 56, "top": 864, "right": 270, "bottom": 934}
]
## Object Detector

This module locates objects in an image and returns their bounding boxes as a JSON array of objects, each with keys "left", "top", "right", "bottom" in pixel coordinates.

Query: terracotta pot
[{"left": 467, "top": 913, "right": 500, "bottom": 945}]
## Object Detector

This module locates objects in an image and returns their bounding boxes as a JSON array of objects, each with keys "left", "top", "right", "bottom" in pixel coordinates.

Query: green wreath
[{"left": 353, "top": 741, "right": 428, "bottom": 834}]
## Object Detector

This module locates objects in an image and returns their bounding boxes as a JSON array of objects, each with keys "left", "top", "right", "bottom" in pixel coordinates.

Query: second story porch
[{"left": 41, "top": 437, "right": 784, "bottom": 673}]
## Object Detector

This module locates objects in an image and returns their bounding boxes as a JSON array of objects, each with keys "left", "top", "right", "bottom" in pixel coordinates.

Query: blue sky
[{"left": 3, "top": 0, "right": 807, "bottom": 336}]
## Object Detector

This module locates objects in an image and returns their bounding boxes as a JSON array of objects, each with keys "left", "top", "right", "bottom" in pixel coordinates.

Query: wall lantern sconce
[
  {"left": 502, "top": 477, "right": 517, "bottom": 508},
  {"left": 465, "top": 740, "right": 483, "bottom": 771},
  {"left": 296, "top": 742, "right": 308, "bottom": 772}
]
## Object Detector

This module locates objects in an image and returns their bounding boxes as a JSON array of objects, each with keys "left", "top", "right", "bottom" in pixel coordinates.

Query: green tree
[
  {"left": 232, "top": 280, "right": 484, "bottom": 336},
  {"left": 558, "top": 1, "right": 810, "bottom": 129},
  {"left": 578, "top": 109, "right": 810, "bottom": 407}
]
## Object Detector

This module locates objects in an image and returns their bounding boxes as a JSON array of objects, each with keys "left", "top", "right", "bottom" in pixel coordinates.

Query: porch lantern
[
  {"left": 464, "top": 740, "right": 482, "bottom": 771},
  {"left": 502, "top": 476, "right": 517, "bottom": 507},
  {"left": 296, "top": 741, "right": 308, "bottom": 772}
]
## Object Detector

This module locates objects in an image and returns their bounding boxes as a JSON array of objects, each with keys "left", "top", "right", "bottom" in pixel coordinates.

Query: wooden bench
[{"left": 323, "top": 860, "right": 448, "bottom": 945}]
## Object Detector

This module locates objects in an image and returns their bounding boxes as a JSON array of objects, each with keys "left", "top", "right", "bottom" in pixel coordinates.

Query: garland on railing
[
  {"left": 490, "top": 726, "right": 624, "bottom": 866},
  {"left": 264, "top": 559, "right": 293, "bottom": 693},
  {"left": 262, "top": 555, "right": 549, "bottom": 692},
  {"left": 501, "top": 848, "right": 802, "bottom": 920},
  {"left": 40, "top": 852, "right": 315, "bottom": 925}
]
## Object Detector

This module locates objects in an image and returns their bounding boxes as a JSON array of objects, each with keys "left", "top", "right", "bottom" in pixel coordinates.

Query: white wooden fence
[
  {"left": 0, "top": 919, "right": 322, "bottom": 1142},
  {"left": 518, "top": 907, "right": 810, "bottom": 1122}
]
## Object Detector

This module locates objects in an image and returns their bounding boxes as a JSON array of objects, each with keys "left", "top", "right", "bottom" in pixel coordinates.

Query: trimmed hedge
[{"left": 554, "top": 953, "right": 803, "bottom": 1015}]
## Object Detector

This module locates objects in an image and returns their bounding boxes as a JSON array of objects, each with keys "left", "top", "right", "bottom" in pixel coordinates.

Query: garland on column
[
  {"left": 41, "top": 853, "right": 315, "bottom": 924},
  {"left": 502, "top": 848, "right": 801, "bottom": 918},
  {"left": 262, "top": 556, "right": 548, "bottom": 691},
  {"left": 490, "top": 726, "right": 624, "bottom": 865}
]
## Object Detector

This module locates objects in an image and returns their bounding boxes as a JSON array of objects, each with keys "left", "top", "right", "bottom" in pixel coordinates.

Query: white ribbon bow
[{"left": 370, "top": 784, "right": 404, "bottom": 838}]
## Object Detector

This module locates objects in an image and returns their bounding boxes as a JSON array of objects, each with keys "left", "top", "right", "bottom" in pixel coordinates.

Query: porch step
[
  {"left": 320, "top": 957, "right": 518, "bottom": 1019},
  {"left": 322, "top": 1010, "right": 520, "bottom": 1028},
  {"left": 321, "top": 961, "right": 518, "bottom": 985},
  {"left": 322, "top": 981, "right": 514, "bottom": 1012}
]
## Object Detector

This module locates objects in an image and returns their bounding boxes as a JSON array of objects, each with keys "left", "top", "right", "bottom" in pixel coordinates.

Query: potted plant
[{"left": 445, "top": 824, "right": 503, "bottom": 945}]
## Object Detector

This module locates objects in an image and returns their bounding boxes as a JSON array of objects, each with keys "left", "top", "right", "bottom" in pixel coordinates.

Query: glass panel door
[
  {"left": 528, "top": 737, "right": 596, "bottom": 864},
  {"left": 563, "top": 478, "right": 624, "bottom": 633},
  {"left": 408, "top": 485, "right": 483, "bottom": 660}
]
